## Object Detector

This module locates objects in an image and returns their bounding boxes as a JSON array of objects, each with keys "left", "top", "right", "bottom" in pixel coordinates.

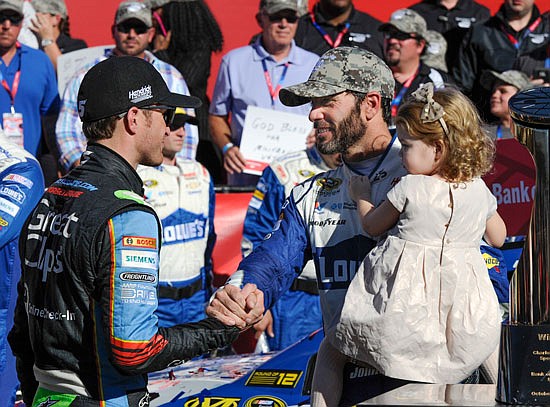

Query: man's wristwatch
[{"left": 41, "top": 39, "right": 55, "bottom": 48}]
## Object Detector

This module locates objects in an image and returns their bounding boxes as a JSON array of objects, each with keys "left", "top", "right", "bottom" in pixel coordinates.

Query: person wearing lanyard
[
  {"left": 209, "top": 0, "right": 318, "bottom": 187},
  {"left": 294, "top": 0, "right": 384, "bottom": 58},
  {"left": 453, "top": 0, "right": 549, "bottom": 121},
  {"left": 482, "top": 69, "right": 532, "bottom": 140},
  {"left": 0, "top": 0, "right": 59, "bottom": 160},
  {"left": 379, "top": 9, "right": 450, "bottom": 123}
]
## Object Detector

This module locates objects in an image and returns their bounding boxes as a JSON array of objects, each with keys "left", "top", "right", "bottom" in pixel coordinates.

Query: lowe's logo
[{"left": 162, "top": 209, "right": 207, "bottom": 246}]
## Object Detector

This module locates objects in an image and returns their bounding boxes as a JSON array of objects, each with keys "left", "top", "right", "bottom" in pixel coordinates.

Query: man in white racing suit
[
  {"left": 138, "top": 108, "right": 215, "bottom": 327},
  {"left": 242, "top": 145, "right": 341, "bottom": 351}
]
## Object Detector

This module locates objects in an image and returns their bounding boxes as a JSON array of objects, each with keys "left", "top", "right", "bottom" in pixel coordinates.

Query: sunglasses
[
  {"left": 266, "top": 12, "right": 298, "bottom": 23},
  {"left": 141, "top": 105, "right": 176, "bottom": 125},
  {"left": 116, "top": 22, "right": 149, "bottom": 35},
  {"left": 384, "top": 31, "right": 417, "bottom": 41},
  {"left": 0, "top": 14, "right": 23, "bottom": 25}
]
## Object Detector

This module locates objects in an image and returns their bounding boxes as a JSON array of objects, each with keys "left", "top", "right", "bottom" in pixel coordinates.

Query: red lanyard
[
  {"left": 502, "top": 17, "right": 541, "bottom": 50},
  {"left": 309, "top": 12, "right": 351, "bottom": 48},
  {"left": 391, "top": 68, "right": 419, "bottom": 117},
  {"left": 261, "top": 59, "right": 290, "bottom": 105},
  {"left": 1, "top": 44, "right": 21, "bottom": 113}
]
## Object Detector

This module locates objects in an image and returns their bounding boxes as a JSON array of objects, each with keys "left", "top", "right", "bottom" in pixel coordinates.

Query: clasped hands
[{"left": 206, "top": 283, "right": 265, "bottom": 331}]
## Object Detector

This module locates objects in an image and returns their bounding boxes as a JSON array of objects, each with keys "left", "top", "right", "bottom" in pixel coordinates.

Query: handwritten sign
[
  {"left": 57, "top": 45, "right": 114, "bottom": 97},
  {"left": 239, "top": 106, "right": 313, "bottom": 175}
]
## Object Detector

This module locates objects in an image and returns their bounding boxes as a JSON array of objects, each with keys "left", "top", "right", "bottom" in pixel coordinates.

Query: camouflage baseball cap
[
  {"left": 0, "top": 0, "right": 23, "bottom": 14},
  {"left": 32, "top": 0, "right": 68, "bottom": 18},
  {"left": 421, "top": 30, "right": 448, "bottom": 72},
  {"left": 379, "top": 8, "right": 428, "bottom": 39},
  {"left": 280, "top": 47, "right": 395, "bottom": 107},
  {"left": 259, "top": 0, "right": 298, "bottom": 14},
  {"left": 115, "top": 1, "right": 152, "bottom": 27},
  {"left": 481, "top": 70, "right": 532, "bottom": 91}
]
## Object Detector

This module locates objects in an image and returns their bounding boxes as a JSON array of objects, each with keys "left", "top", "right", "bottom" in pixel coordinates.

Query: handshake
[{"left": 207, "top": 283, "right": 266, "bottom": 330}]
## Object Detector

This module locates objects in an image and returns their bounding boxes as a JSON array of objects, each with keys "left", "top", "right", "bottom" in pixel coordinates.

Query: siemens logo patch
[
  {"left": 161, "top": 209, "right": 207, "bottom": 246},
  {"left": 120, "top": 272, "right": 156, "bottom": 283},
  {"left": 121, "top": 250, "right": 158, "bottom": 269}
]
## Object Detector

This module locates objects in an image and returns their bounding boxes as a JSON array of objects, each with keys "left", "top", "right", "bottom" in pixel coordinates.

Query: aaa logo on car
[
  {"left": 244, "top": 395, "right": 287, "bottom": 407},
  {"left": 316, "top": 177, "right": 342, "bottom": 191}
]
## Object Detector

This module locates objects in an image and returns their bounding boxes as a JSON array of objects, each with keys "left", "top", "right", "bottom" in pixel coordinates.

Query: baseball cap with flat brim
[
  {"left": 78, "top": 56, "right": 201, "bottom": 123},
  {"left": 280, "top": 47, "right": 395, "bottom": 107},
  {"left": 0, "top": 0, "right": 23, "bottom": 14}
]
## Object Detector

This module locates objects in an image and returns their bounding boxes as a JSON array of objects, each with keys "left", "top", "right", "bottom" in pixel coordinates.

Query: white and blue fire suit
[
  {"left": 139, "top": 159, "right": 215, "bottom": 327},
  {"left": 242, "top": 147, "right": 333, "bottom": 350},
  {"left": 0, "top": 134, "right": 44, "bottom": 406}
]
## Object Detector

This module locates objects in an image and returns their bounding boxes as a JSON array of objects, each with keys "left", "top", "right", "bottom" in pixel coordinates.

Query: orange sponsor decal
[{"left": 122, "top": 236, "right": 157, "bottom": 249}]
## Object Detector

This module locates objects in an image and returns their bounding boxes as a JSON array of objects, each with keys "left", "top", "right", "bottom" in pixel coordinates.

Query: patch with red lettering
[{"left": 122, "top": 236, "right": 157, "bottom": 249}]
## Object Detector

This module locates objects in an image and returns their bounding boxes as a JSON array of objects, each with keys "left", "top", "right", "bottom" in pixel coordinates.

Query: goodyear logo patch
[
  {"left": 123, "top": 236, "right": 157, "bottom": 249},
  {"left": 245, "top": 369, "right": 302, "bottom": 388},
  {"left": 316, "top": 177, "right": 342, "bottom": 192},
  {"left": 244, "top": 396, "right": 287, "bottom": 407},
  {"left": 184, "top": 396, "right": 241, "bottom": 407},
  {"left": 121, "top": 250, "right": 158, "bottom": 269}
]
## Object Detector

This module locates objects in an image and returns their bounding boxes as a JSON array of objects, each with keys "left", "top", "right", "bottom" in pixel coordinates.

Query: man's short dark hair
[{"left": 82, "top": 116, "right": 119, "bottom": 141}]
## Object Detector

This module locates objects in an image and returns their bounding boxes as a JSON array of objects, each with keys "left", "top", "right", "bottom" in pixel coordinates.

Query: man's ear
[
  {"left": 255, "top": 12, "right": 262, "bottom": 27},
  {"left": 362, "top": 92, "right": 382, "bottom": 121},
  {"left": 124, "top": 107, "right": 140, "bottom": 135}
]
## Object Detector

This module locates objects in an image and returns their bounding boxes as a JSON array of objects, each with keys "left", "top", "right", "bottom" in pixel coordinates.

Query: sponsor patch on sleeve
[
  {"left": 3, "top": 173, "right": 33, "bottom": 188},
  {"left": 122, "top": 235, "right": 157, "bottom": 249},
  {"left": 121, "top": 250, "right": 158, "bottom": 269},
  {"left": 0, "top": 196, "right": 20, "bottom": 216}
]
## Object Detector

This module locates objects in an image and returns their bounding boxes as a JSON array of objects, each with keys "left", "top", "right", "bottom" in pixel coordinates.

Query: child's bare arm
[
  {"left": 362, "top": 200, "right": 401, "bottom": 237},
  {"left": 484, "top": 212, "right": 507, "bottom": 248}
]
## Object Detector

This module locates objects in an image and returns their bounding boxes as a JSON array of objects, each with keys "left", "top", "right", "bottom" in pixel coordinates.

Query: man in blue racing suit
[
  {"left": 207, "top": 47, "right": 408, "bottom": 405},
  {"left": 0, "top": 131, "right": 44, "bottom": 407},
  {"left": 242, "top": 145, "right": 341, "bottom": 351}
]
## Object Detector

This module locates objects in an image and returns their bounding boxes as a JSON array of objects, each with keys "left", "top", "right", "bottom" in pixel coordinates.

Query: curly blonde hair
[{"left": 395, "top": 86, "right": 495, "bottom": 183}]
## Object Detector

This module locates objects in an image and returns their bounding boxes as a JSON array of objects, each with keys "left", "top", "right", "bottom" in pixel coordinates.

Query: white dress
[{"left": 330, "top": 175, "right": 501, "bottom": 383}]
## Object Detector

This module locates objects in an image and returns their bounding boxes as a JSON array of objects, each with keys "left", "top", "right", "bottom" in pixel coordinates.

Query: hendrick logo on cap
[{"left": 129, "top": 85, "right": 153, "bottom": 103}]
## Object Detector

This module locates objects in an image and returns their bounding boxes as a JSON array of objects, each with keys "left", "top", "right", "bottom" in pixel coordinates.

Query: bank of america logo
[{"left": 129, "top": 85, "right": 153, "bottom": 103}]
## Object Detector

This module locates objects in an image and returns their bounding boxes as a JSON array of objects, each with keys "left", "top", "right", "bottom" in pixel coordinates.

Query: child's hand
[{"left": 348, "top": 175, "right": 371, "bottom": 202}]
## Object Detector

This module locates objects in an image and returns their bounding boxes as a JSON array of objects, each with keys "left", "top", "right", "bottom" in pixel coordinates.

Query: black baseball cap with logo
[{"left": 77, "top": 56, "right": 201, "bottom": 123}]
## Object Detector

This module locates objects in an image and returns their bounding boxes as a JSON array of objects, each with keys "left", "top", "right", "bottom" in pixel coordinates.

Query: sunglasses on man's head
[
  {"left": 0, "top": 14, "right": 23, "bottom": 25},
  {"left": 116, "top": 21, "right": 149, "bottom": 35},
  {"left": 384, "top": 31, "right": 417, "bottom": 41},
  {"left": 266, "top": 12, "right": 298, "bottom": 23}
]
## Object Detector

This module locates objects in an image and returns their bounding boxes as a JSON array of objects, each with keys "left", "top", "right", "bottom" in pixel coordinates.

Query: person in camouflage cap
[
  {"left": 482, "top": 69, "right": 533, "bottom": 140},
  {"left": 422, "top": 30, "right": 448, "bottom": 73},
  {"left": 280, "top": 46, "right": 394, "bottom": 106},
  {"left": 208, "top": 46, "right": 408, "bottom": 406}
]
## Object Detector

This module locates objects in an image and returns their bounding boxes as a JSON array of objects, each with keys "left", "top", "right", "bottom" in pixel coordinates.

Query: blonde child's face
[{"left": 398, "top": 128, "right": 438, "bottom": 176}]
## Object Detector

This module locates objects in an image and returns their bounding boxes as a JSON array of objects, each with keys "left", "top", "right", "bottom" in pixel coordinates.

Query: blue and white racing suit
[
  {"left": 242, "top": 147, "right": 333, "bottom": 350},
  {"left": 0, "top": 134, "right": 44, "bottom": 406},
  {"left": 139, "top": 159, "right": 215, "bottom": 327},
  {"left": 229, "top": 134, "right": 405, "bottom": 338}
]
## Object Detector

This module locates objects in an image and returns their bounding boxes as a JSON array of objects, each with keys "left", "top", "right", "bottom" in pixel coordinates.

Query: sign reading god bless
[{"left": 239, "top": 106, "right": 313, "bottom": 175}]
